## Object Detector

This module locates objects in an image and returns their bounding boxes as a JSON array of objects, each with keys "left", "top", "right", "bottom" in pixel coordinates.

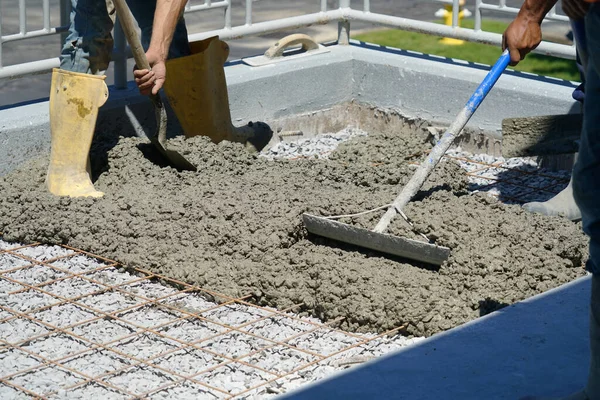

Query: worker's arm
[
  {"left": 502, "top": 0, "right": 559, "bottom": 66},
  {"left": 134, "top": 0, "right": 187, "bottom": 95}
]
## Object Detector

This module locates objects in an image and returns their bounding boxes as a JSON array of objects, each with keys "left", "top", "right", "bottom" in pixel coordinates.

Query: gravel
[
  {"left": 445, "top": 148, "right": 571, "bottom": 203},
  {"left": 1, "top": 238, "right": 422, "bottom": 399},
  {"left": 260, "top": 127, "right": 369, "bottom": 160}
]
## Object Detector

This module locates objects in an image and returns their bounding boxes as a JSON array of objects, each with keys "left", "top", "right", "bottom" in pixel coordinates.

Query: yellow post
[{"left": 439, "top": 0, "right": 466, "bottom": 45}]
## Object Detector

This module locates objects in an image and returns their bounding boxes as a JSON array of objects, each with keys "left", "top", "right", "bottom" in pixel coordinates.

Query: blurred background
[{"left": 0, "top": 0, "right": 575, "bottom": 108}]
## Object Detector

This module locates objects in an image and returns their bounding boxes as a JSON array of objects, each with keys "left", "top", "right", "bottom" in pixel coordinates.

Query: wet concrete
[
  {"left": 0, "top": 113, "right": 588, "bottom": 337},
  {"left": 501, "top": 113, "right": 582, "bottom": 158}
]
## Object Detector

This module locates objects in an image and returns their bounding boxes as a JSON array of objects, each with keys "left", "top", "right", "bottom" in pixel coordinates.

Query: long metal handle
[{"left": 373, "top": 50, "right": 511, "bottom": 233}]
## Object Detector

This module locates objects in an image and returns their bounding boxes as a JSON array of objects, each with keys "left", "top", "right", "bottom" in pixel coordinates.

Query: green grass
[{"left": 353, "top": 19, "right": 580, "bottom": 82}]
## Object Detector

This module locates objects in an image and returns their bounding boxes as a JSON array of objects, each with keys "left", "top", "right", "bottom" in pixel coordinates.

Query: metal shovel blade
[
  {"left": 149, "top": 96, "right": 197, "bottom": 172},
  {"left": 149, "top": 135, "right": 197, "bottom": 172},
  {"left": 302, "top": 214, "right": 450, "bottom": 266}
]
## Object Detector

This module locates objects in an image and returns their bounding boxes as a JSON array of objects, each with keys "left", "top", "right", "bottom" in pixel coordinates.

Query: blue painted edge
[{"left": 465, "top": 50, "right": 510, "bottom": 114}]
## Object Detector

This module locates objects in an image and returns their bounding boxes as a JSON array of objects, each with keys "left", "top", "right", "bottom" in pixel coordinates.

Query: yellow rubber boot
[
  {"left": 164, "top": 36, "right": 272, "bottom": 151},
  {"left": 46, "top": 69, "right": 108, "bottom": 198}
]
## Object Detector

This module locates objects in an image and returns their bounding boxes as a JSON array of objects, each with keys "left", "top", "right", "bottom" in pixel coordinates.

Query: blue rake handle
[{"left": 373, "top": 50, "right": 511, "bottom": 233}]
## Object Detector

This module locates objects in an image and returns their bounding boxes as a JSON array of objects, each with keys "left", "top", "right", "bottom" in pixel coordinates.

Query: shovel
[
  {"left": 303, "top": 50, "right": 511, "bottom": 265},
  {"left": 113, "top": 0, "right": 197, "bottom": 171}
]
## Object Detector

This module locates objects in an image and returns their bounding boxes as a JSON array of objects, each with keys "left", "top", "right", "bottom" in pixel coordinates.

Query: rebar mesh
[{"left": 0, "top": 241, "right": 408, "bottom": 399}]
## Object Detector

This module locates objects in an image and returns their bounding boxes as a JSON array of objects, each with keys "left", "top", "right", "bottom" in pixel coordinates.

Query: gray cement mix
[{"left": 0, "top": 115, "right": 589, "bottom": 337}]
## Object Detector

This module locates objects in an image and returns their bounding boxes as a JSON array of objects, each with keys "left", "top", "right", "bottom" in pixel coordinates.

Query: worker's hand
[
  {"left": 133, "top": 52, "right": 167, "bottom": 96},
  {"left": 561, "top": 0, "right": 589, "bottom": 20},
  {"left": 502, "top": 16, "right": 543, "bottom": 66}
]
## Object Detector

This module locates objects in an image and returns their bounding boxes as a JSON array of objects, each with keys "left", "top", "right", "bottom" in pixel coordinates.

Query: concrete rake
[{"left": 303, "top": 50, "right": 511, "bottom": 266}]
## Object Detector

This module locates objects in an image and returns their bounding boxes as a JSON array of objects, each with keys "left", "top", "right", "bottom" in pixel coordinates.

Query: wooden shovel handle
[{"left": 112, "top": 0, "right": 150, "bottom": 71}]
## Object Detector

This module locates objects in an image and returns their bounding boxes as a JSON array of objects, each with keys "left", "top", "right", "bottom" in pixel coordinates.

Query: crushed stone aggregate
[
  {"left": 9, "top": 366, "right": 84, "bottom": 396},
  {"left": 154, "top": 348, "right": 222, "bottom": 376},
  {"left": 32, "top": 304, "right": 96, "bottom": 328},
  {"left": 245, "top": 316, "right": 314, "bottom": 342},
  {"left": 61, "top": 350, "right": 132, "bottom": 377},
  {"left": 0, "top": 349, "right": 41, "bottom": 376},
  {"left": 194, "top": 362, "right": 274, "bottom": 394},
  {"left": 157, "top": 319, "right": 227, "bottom": 342},
  {"left": 42, "top": 278, "right": 105, "bottom": 299},
  {"left": 48, "top": 254, "right": 110, "bottom": 274},
  {"left": 69, "top": 318, "right": 136, "bottom": 344},
  {"left": 11, "top": 245, "right": 75, "bottom": 262},
  {"left": 203, "top": 332, "right": 271, "bottom": 359},
  {"left": 78, "top": 291, "right": 144, "bottom": 313},
  {"left": 261, "top": 127, "right": 369, "bottom": 160},
  {"left": 4, "top": 265, "right": 67, "bottom": 286},
  {"left": 0, "top": 384, "right": 34, "bottom": 400},
  {"left": 149, "top": 382, "right": 224, "bottom": 400},
  {"left": 0, "top": 254, "right": 32, "bottom": 272},
  {"left": 111, "top": 333, "right": 179, "bottom": 360},
  {"left": 1, "top": 242, "right": 421, "bottom": 398},
  {"left": 118, "top": 306, "right": 181, "bottom": 328},
  {"left": 105, "top": 366, "right": 176, "bottom": 395},
  {"left": 50, "top": 382, "right": 129, "bottom": 400},
  {"left": 22, "top": 334, "right": 90, "bottom": 361},
  {"left": 0, "top": 318, "right": 50, "bottom": 344},
  {"left": 1, "top": 290, "right": 57, "bottom": 314}
]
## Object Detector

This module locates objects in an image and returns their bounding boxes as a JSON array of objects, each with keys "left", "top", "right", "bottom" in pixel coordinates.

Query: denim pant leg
[
  {"left": 575, "top": 6, "right": 600, "bottom": 398},
  {"left": 60, "top": 0, "right": 114, "bottom": 74},
  {"left": 127, "top": 0, "right": 191, "bottom": 59},
  {"left": 575, "top": 5, "right": 600, "bottom": 277},
  {"left": 571, "top": 19, "right": 588, "bottom": 82}
]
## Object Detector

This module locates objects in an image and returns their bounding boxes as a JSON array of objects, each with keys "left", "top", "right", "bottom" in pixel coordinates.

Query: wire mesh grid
[
  {"left": 441, "top": 152, "right": 569, "bottom": 205},
  {"left": 0, "top": 153, "right": 568, "bottom": 399},
  {"left": 0, "top": 241, "right": 407, "bottom": 399}
]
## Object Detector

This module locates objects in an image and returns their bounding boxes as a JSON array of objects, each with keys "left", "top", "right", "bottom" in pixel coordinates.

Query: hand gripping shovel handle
[
  {"left": 112, "top": 0, "right": 197, "bottom": 172},
  {"left": 373, "top": 50, "right": 511, "bottom": 233},
  {"left": 112, "top": 0, "right": 164, "bottom": 123}
]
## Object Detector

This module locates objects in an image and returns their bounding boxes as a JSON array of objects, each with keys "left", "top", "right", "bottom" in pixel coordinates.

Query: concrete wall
[
  {"left": 349, "top": 42, "right": 579, "bottom": 136},
  {"left": 0, "top": 41, "right": 580, "bottom": 176}
]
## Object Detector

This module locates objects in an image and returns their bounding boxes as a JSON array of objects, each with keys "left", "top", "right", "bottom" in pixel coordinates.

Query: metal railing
[
  {"left": 474, "top": 0, "right": 569, "bottom": 31},
  {"left": 0, "top": 0, "right": 576, "bottom": 85}
]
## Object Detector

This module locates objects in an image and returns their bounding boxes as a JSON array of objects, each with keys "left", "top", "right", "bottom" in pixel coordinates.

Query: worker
[
  {"left": 47, "top": 0, "right": 271, "bottom": 198},
  {"left": 521, "top": 6, "right": 587, "bottom": 221},
  {"left": 504, "top": 0, "right": 598, "bottom": 398},
  {"left": 46, "top": 0, "right": 189, "bottom": 198}
]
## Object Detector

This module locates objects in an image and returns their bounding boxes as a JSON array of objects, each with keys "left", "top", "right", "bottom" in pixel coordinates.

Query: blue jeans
[
  {"left": 574, "top": 5, "right": 600, "bottom": 277},
  {"left": 575, "top": 5, "right": 600, "bottom": 398},
  {"left": 572, "top": 19, "right": 588, "bottom": 81},
  {"left": 60, "top": 0, "right": 191, "bottom": 74},
  {"left": 571, "top": 19, "right": 587, "bottom": 102}
]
